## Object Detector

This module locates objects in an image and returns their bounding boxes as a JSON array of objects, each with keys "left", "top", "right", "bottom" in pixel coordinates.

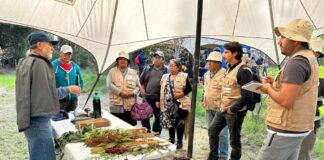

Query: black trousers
[
  {"left": 208, "top": 110, "right": 247, "bottom": 160},
  {"left": 168, "top": 125, "right": 185, "bottom": 144},
  {"left": 141, "top": 96, "right": 162, "bottom": 133},
  {"left": 111, "top": 111, "right": 137, "bottom": 126},
  {"left": 169, "top": 108, "right": 188, "bottom": 144},
  {"left": 59, "top": 99, "right": 78, "bottom": 112}
]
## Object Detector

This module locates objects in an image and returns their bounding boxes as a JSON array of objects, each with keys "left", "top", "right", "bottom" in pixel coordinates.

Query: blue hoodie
[{"left": 52, "top": 59, "right": 84, "bottom": 101}]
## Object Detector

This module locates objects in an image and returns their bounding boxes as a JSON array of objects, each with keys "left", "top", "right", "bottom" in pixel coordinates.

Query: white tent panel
[
  {"left": 0, "top": 0, "right": 95, "bottom": 34},
  {"left": 111, "top": 0, "right": 148, "bottom": 44},
  {"left": 78, "top": 0, "right": 115, "bottom": 44},
  {"left": 202, "top": 0, "right": 240, "bottom": 36},
  {"left": 144, "top": 0, "right": 197, "bottom": 39},
  {"left": 0, "top": 0, "right": 323, "bottom": 73},
  {"left": 303, "top": 0, "right": 324, "bottom": 28},
  {"left": 273, "top": 0, "right": 313, "bottom": 26},
  {"left": 234, "top": 0, "right": 273, "bottom": 38}
]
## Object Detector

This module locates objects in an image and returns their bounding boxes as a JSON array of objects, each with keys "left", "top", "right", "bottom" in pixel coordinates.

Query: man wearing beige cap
[
  {"left": 298, "top": 37, "right": 324, "bottom": 160},
  {"left": 106, "top": 51, "right": 144, "bottom": 125},
  {"left": 257, "top": 19, "right": 319, "bottom": 160}
]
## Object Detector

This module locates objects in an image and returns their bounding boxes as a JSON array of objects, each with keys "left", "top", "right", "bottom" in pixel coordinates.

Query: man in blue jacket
[{"left": 52, "top": 44, "right": 84, "bottom": 112}]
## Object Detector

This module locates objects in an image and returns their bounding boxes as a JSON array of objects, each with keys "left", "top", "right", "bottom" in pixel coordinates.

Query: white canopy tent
[
  {"left": 2, "top": 0, "right": 324, "bottom": 158},
  {"left": 1, "top": 0, "right": 323, "bottom": 73}
]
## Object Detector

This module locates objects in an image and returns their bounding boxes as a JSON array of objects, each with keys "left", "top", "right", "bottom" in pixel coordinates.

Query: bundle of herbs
[{"left": 56, "top": 124, "right": 169, "bottom": 158}]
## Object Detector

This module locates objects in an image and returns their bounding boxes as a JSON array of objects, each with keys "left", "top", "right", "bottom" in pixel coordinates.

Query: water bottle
[{"left": 93, "top": 92, "right": 101, "bottom": 118}]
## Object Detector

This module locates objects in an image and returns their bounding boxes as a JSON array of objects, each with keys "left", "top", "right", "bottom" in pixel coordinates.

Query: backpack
[
  {"left": 138, "top": 53, "right": 145, "bottom": 65},
  {"left": 241, "top": 65, "right": 262, "bottom": 111},
  {"left": 135, "top": 55, "right": 140, "bottom": 65},
  {"left": 256, "top": 57, "right": 264, "bottom": 65},
  {"left": 199, "top": 60, "right": 206, "bottom": 67}
]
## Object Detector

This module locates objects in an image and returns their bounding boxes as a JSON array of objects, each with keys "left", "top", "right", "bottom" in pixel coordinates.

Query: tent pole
[
  {"left": 82, "top": 73, "right": 101, "bottom": 109},
  {"left": 187, "top": 0, "right": 203, "bottom": 158},
  {"left": 82, "top": 0, "right": 119, "bottom": 109},
  {"left": 268, "top": 0, "right": 281, "bottom": 69}
]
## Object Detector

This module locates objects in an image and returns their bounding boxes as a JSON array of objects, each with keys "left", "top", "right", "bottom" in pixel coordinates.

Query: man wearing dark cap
[
  {"left": 257, "top": 19, "right": 319, "bottom": 160},
  {"left": 140, "top": 50, "right": 169, "bottom": 134},
  {"left": 16, "top": 32, "right": 81, "bottom": 160}
]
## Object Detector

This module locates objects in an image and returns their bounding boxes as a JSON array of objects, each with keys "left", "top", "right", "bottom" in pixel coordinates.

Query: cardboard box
[{"left": 75, "top": 118, "right": 111, "bottom": 129}]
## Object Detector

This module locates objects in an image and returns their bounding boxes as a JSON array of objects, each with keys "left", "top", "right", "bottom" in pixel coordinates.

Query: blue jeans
[
  {"left": 24, "top": 116, "right": 55, "bottom": 160},
  {"left": 208, "top": 110, "right": 247, "bottom": 160},
  {"left": 206, "top": 109, "right": 229, "bottom": 158}
]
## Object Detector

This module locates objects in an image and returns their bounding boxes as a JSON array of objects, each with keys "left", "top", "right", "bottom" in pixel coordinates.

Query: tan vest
[
  {"left": 160, "top": 72, "right": 191, "bottom": 112},
  {"left": 109, "top": 67, "right": 138, "bottom": 111},
  {"left": 220, "top": 62, "right": 246, "bottom": 112},
  {"left": 266, "top": 50, "right": 319, "bottom": 132},
  {"left": 203, "top": 68, "right": 225, "bottom": 110}
]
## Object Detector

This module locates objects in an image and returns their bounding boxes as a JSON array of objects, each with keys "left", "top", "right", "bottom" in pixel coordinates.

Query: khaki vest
[
  {"left": 220, "top": 62, "right": 246, "bottom": 111},
  {"left": 109, "top": 67, "right": 138, "bottom": 111},
  {"left": 160, "top": 72, "right": 191, "bottom": 112},
  {"left": 266, "top": 50, "right": 319, "bottom": 132},
  {"left": 203, "top": 68, "right": 225, "bottom": 110}
]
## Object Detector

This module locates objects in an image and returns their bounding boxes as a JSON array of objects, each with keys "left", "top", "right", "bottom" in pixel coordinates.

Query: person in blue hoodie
[
  {"left": 52, "top": 44, "right": 84, "bottom": 112},
  {"left": 137, "top": 50, "right": 146, "bottom": 75}
]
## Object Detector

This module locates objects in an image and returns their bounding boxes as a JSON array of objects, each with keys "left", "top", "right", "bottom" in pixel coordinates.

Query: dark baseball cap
[{"left": 28, "top": 32, "right": 59, "bottom": 47}]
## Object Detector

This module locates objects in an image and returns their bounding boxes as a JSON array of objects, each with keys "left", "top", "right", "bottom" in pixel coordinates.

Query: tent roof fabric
[{"left": 0, "top": 0, "right": 323, "bottom": 73}]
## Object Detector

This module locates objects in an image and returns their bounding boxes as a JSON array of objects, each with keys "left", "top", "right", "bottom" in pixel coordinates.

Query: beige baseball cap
[
  {"left": 206, "top": 51, "right": 222, "bottom": 62},
  {"left": 274, "top": 19, "right": 314, "bottom": 43}
]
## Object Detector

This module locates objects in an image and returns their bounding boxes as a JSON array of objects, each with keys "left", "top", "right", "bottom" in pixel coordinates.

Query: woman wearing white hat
[{"left": 106, "top": 51, "right": 144, "bottom": 125}]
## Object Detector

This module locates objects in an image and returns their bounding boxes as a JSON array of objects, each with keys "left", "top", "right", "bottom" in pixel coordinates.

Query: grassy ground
[
  {"left": 1, "top": 70, "right": 324, "bottom": 159},
  {"left": 0, "top": 74, "right": 29, "bottom": 160}
]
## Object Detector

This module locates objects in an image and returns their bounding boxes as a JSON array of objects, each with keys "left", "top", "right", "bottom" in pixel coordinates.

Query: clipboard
[{"left": 242, "top": 81, "right": 264, "bottom": 94}]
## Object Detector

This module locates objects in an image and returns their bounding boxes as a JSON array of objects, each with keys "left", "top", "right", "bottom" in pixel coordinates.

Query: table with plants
[{"left": 51, "top": 110, "right": 176, "bottom": 160}]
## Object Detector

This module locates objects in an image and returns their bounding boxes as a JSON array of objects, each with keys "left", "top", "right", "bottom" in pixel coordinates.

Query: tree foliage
[
  {"left": 0, "top": 24, "right": 35, "bottom": 67},
  {"left": 0, "top": 24, "right": 97, "bottom": 71}
]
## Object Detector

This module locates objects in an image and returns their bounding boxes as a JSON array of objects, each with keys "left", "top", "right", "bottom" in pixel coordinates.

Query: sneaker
[{"left": 54, "top": 147, "right": 60, "bottom": 155}]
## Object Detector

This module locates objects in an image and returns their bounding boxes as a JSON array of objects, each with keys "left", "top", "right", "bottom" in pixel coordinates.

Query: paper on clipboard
[{"left": 242, "top": 81, "right": 264, "bottom": 94}]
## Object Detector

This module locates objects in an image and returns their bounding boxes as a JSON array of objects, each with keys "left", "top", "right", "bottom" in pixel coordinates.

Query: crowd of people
[{"left": 15, "top": 18, "right": 323, "bottom": 160}]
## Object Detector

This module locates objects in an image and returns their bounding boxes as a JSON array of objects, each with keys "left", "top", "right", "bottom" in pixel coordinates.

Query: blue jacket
[
  {"left": 138, "top": 51, "right": 146, "bottom": 65},
  {"left": 52, "top": 59, "right": 84, "bottom": 101}
]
